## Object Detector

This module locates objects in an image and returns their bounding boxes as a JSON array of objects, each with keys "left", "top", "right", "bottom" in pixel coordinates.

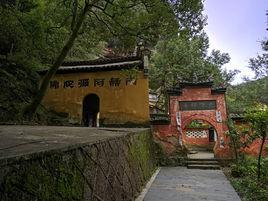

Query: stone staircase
[
  {"left": 186, "top": 150, "right": 221, "bottom": 170},
  {"left": 187, "top": 158, "right": 220, "bottom": 170}
]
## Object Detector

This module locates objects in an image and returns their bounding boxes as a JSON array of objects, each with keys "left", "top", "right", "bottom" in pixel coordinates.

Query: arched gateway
[{"left": 152, "top": 80, "right": 232, "bottom": 158}]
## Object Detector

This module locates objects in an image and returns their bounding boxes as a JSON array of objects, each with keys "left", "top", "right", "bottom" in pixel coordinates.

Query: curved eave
[
  {"left": 211, "top": 88, "right": 227, "bottom": 94},
  {"left": 179, "top": 81, "right": 214, "bottom": 88},
  {"left": 38, "top": 60, "right": 143, "bottom": 75}
]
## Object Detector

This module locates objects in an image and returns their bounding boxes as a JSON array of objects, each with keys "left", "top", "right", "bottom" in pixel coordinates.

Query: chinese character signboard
[
  {"left": 48, "top": 77, "right": 136, "bottom": 89},
  {"left": 179, "top": 100, "right": 216, "bottom": 111}
]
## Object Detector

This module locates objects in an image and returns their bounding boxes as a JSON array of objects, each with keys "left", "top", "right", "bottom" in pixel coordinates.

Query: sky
[{"left": 204, "top": 0, "right": 267, "bottom": 84}]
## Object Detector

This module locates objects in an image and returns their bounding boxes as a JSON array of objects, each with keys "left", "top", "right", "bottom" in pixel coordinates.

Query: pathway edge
[{"left": 135, "top": 167, "right": 161, "bottom": 201}]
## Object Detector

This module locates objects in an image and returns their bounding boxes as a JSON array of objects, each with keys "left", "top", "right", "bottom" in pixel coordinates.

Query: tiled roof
[
  {"left": 167, "top": 79, "right": 227, "bottom": 95},
  {"left": 167, "top": 87, "right": 182, "bottom": 95},
  {"left": 150, "top": 113, "right": 170, "bottom": 125},
  {"left": 211, "top": 87, "right": 227, "bottom": 94},
  {"left": 178, "top": 81, "right": 214, "bottom": 88},
  {"left": 38, "top": 56, "right": 143, "bottom": 74},
  {"left": 62, "top": 55, "right": 142, "bottom": 66}
]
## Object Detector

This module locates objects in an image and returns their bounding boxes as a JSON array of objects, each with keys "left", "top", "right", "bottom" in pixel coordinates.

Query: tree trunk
[
  {"left": 232, "top": 137, "right": 238, "bottom": 161},
  {"left": 23, "top": 3, "right": 90, "bottom": 119},
  {"left": 257, "top": 133, "right": 266, "bottom": 181}
]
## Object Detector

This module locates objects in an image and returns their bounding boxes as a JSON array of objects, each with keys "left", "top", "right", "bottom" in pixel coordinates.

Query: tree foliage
[
  {"left": 249, "top": 40, "right": 268, "bottom": 79},
  {"left": 245, "top": 105, "right": 268, "bottom": 181},
  {"left": 226, "top": 118, "right": 251, "bottom": 161},
  {"left": 168, "top": 0, "right": 207, "bottom": 40},
  {"left": 149, "top": 37, "right": 237, "bottom": 90},
  {"left": 0, "top": 0, "right": 178, "bottom": 66},
  {"left": 0, "top": 0, "right": 179, "bottom": 117},
  {"left": 227, "top": 77, "right": 268, "bottom": 113},
  {"left": 149, "top": 0, "right": 238, "bottom": 92}
]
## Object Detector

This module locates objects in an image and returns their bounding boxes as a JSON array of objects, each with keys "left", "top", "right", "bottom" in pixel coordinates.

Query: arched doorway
[
  {"left": 183, "top": 119, "right": 218, "bottom": 151},
  {"left": 82, "top": 94, "right": 100, "bottom": 127}
]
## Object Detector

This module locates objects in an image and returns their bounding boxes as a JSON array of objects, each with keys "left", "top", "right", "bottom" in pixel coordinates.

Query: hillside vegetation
[
  {"left": 0, "top": 61, "right": 69, "bottom": 124},
  {"left": 227, "top": 77, "right": 268, "bottom": 113}
]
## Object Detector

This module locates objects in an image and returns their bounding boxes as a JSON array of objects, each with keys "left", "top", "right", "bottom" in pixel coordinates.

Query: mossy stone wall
[{"left": 0, "top": 129, "right": 156, "bottom": 201}]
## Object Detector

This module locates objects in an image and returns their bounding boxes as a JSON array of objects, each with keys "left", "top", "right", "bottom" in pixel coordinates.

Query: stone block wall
[{"left": 0, "top": 130, "right": 156, "bottom": 201}]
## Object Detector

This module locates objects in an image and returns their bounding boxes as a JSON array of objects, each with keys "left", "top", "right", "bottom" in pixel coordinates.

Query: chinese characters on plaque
[
  {"left": 109, "top": 78, "right": 121, "bottom": 86},
  {"left": 179, "top": 100, "right": 216, "bottom": 111},
  {"left": 78, "top": 79, "right": 89, "bottom": 88},
  {"left": 49, "top": 77, "right": 137, "bottom": 89},
  {"left": 63, "top": 80, "right": 74, "bottom": 88},
  {"left": 94, "top": 79, "right": 105, "bottom": 87}
]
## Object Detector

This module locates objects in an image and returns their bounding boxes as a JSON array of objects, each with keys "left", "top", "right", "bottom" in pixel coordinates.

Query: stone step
[
  {"left": 187, "top": 164, "right": 221, "bottom": 170},
  {"left": 187, "top": 160, "right": 219, "bottom": 165},
  {"left": 187, "top": 158, "right": 218, "bottom": 161},
  {"left": 187, "top": 146, "right": 215, "bottom": 152},
  {"left": 188, "top": 148, "right": 213, "bottom": 152}
]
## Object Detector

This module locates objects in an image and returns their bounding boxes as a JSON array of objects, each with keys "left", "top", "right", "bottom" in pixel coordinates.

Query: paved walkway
[{"left": 144, "top": 167, "right": 241, "bottom": 201}]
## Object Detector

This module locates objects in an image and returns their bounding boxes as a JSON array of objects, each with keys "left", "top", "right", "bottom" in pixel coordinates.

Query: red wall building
[{"left": 152, "top": 81, "right": 232, "bottom": 158}]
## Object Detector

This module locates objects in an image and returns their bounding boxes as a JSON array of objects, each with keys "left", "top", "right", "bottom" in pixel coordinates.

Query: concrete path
[{"left": 144, "top": 167, "right": 241, "bottom": 201}]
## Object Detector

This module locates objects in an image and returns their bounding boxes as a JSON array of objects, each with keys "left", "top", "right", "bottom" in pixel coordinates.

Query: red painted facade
[
  {"left": 243, "top": 139, "right": 268, "bottom": 157},
  {"left": 152, "top": 82, "right": 233, "bottom": 159}
]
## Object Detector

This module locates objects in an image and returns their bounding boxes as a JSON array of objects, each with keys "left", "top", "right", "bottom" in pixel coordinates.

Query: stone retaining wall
[{"left": 0, "top": 129, "right": 156, "bottom": 201}]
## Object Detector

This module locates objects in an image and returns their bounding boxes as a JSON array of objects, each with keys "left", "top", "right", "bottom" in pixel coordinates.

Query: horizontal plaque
[{"left": 179, "top": 100, "right": 216, "bottom": 111}]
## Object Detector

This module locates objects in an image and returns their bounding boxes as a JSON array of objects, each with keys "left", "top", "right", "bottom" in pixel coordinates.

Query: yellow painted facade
[{"left": 42, "top": 70, "right": 150, "bottom": 126}]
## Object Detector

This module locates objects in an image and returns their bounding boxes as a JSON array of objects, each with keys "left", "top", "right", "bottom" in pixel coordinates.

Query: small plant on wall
[
  {"left": 187, "top": 120, "right": 211, "bottom": 129},
  {"left": 121, "top": 67, "right": 139, "bottom": 85}
]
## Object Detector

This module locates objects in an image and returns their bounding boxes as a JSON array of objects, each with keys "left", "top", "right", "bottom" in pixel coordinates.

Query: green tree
[
  {"left": 205, "top": 49, "right": 239, "bottom": 85},
  {"left": 249, "top": 40, "right": 268, "bottom": 79},
  {"left": 226, "top": 118, "right": 242, "bottom": 161},
  {"left": 227, "top": 77, "right": 268, "bottom": 113},
  {"left": 169, "top": 0, "right": 207, "bottom": 39},
  {"left": 149, "top": 38, "right": 236, "bottom": 91},
  {"left": 226, "top": 118, "right": 252, "bottom": 161},
  {"left": 245, "top": 105, "right": 268, "bottom": 181},
  {"left": 150, "top": 37, "right": 207, "bottom": 90},
  {"left": 149, "top": 0, "right": 238, "bottom": 90},
  {"left": 0, "top": 1, "right": 49, "bottom": 66},
  {"left": 149, "top": 0, "right": 239, "bottom": 110},
  {"left": 11, "top": 0, "right": 178, "bottom": 118}
]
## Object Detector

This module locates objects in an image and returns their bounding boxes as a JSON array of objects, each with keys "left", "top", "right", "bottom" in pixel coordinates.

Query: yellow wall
[{"left": 42, "top": 70, "right": 150, "bottom": 126}]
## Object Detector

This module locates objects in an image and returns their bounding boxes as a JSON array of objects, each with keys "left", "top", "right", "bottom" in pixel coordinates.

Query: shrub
[{"left": 229, "top": 157, "right": 268, "bottom": 201}]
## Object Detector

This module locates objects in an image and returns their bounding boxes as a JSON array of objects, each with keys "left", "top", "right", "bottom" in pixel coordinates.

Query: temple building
[
  {"left": 151, "top": 80, "right": 232, "bottom": 158},
  {"left": 39, "top": 54, "right": 150, "bottom": 127}
]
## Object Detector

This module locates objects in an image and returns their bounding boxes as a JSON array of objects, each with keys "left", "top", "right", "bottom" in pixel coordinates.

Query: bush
[
  {"left": 231, "top": 164, "right": 245, "bottom": 177},
  {"left": 231, "top": 157, "right": 257, "bottom": 177},
  {"left": 228, "top": 157, "right": 268, "bottom": 201}
]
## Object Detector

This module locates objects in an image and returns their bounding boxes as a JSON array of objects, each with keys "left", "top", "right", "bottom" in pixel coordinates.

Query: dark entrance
[
  {"left": 82, "top": 94, "right": 99, "bottom": 127},
  {"left": 209, "top": 128, "right": 215, "bottom": 142}
]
